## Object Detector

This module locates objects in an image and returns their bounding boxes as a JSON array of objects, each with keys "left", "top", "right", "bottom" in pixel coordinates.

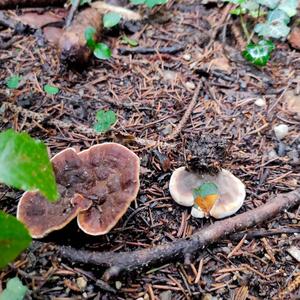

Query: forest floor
[{"left": 0, "top": 0, "right": 300, "bottom": 299}]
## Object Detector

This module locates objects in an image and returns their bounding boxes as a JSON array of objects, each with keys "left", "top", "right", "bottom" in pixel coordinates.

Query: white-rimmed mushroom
[{"left": 169, "top": 167, "right": 246, "bottom": 219}]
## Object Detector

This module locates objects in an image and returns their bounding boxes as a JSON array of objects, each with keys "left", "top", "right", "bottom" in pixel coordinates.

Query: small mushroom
[
  {"left": 169, "top": 167, "right": 245, "bottom": 219},
  {"left": 17, "top": 143, "right": 140, "bottom": 237}
]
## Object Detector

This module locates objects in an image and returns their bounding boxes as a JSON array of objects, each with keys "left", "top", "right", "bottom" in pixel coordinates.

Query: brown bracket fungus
[
  {"left": 17, "top": 143, "right": 140, "bottom": 238},
  {"left": 169, "top": 166, "right": 245, "bottom": 219}
]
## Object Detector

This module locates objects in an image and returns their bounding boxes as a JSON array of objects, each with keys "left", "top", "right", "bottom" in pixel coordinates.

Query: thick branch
[{"left": 59, "top": 188, "right": 300, "bottom": 281}]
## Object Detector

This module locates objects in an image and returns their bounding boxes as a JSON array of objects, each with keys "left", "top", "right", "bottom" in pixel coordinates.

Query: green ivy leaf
[
  {"left": 267, "top": 9, "right": 290, "bottom": 24},
  {"left": 254, "top": 21, "right": 290, "bottom": 38},
  {"left": 103, "top": 12, "right": 121, "bottom": 28},
  {"left": 94, "top": 110, "right": 117, "bottom": 133},
  {"left": 256, "top": 0, "right": 279, "bottom": 9},
  {"left": 84, "top": 26, "right": 97, "bottom": 50},
  {"left": 242, "top": 40, "right": 275, "bottom": 66},
  {"left": 44, "top": 84, "right": 59, "bottom": 95},
  {"left": 277, "top": 0, "right": 298, "bottom": 17},
  {"left": 145, "top": 0, "right": 168, "bottom": 8},
  {"left": 121, "top": 35, "right": 138, "bottom": 47},
  {"left": 0, "top": 212, "right": 31, "bottom": 270},
  {"left": 130, "top": 0, "right": 145, "bottom": 4},
  {"left": 6, "top": 75, "right": 22, "bottom": 90},
  {"left": 0, "top": 129, "right": 58, "bottom": 201},
  {"left": 93, "top": 43, "right": 112, "bottom": 60}
]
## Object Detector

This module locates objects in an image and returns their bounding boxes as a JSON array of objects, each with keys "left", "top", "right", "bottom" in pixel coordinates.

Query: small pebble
[
  {"left": 274, "top": 124, "right": 289, "bottom": 140},
  {"left": 185, "top": 81, "right": 195, "bottom": 90},
  {"left": 287, "top": 246, "right": 300, "bottom": 262},
  {"left": 159, "top": 290, "right": 172, "bottom": 300},
  {"left": 183, "top": 53, "right": 191, "bottom": 61},
  {"left": 115, "top": 281, "right": 122, "bottom": 290},
  {"left": 268, "top": 149, "right": 278, "bottom": 160},
  {"left": 254, "top": 98, "right": 266, "bottom": 107},
  {"left": 76, "top": 277, "right": 87, "bottom": 291}
]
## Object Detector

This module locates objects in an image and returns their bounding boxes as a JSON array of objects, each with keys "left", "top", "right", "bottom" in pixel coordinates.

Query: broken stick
[{"left": 59, "top": 188, "right": 300, "bottom": 281}]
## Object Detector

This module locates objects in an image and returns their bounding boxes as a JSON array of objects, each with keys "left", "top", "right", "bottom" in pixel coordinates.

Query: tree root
[{"left": 59, "top": 188, "right": 300, "bottom": 281}]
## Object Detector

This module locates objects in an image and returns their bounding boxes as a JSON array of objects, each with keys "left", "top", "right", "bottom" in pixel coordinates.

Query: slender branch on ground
[
  {"left": 230, "top": 226, "right": 300, "bottom": 241},
  {"left": 164, "top": 80, "right": 202, "bottom": 141},
  {"left": 118, "top": 44, "right": 185, "bottom": 55},
  {"left": 65, "top": 0, "right": 80, "bottom": 28},
  {"left": 239, "top": 15, "right": 251, "bottom": 42},
  {"left": 59, "top": 188, "right": 300, "bottom": 281}
]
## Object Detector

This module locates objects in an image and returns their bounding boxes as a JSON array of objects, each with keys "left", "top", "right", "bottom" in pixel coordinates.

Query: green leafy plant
[
  {"left": 94, "top": 110, "right": 117, "bottom": 133},
  {"left": 44, "top": 84, "right": 59, "bottom": 95},
  {"left": 130, "top": 0, "right": 168, "bottom": 8},
  {"left": 0, "top": 212, "right": 31, "bottom": 269},
  {"left": 0, "top": 129, "right": 58, "bottom": 201},
  {"left": 0, "top": 277, "right": 28, "bottom": 300},
  {"left": 121, "top": 35, "right": 139, "bottom": 47},
  {"left": 226, "top": 0, "right": 298, "bottom": 66},
  {"left": 85, "top": 26, "right": 112, "bottom": 60},
  {"left": 103, "top": 12, "right": 122, "bottom": 28},
  {"left": 6, "top": 75, "right": 22, "bottom": 89},
  {"left": 242, "top": 39, "right": 275, "bottom": 66}
]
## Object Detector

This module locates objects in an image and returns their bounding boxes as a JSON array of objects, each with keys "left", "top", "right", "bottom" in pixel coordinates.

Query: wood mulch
[{"left": 0, "top": 0, "right": 299, "bottom": 299}]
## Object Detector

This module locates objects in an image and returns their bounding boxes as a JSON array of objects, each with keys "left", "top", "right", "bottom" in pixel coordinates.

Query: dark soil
[{"left": 0, "top": 0, "right": 300, "bottom": 299}]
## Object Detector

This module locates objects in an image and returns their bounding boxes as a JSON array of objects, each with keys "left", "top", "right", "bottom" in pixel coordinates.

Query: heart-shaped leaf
[
  {"left": 242, "top": 40, "right": 275, "bottom": 66},
  {"left": 6, "top": 75, "right": 22, "bottom": 90},
  {"left": 103, "top": 12, "right": 121, "bottom": 28},
  {"left": 94, "top": 110, "right": 117, "bottom": 133},
  {"left": 267, "top": 9, "right": 290, "bottom": 24},
  {"left": 44, "top": 84, "right": 59, "bottom": 95},
  {"left": 255, "top": 22, "right": 290, "bottom": 39},
  {"left": 121, "top": 35, "right": 138, "bottom": 47},
  {"left": 0, "top": 129, "right": 58, "bottom": 201},
  {"left": 93, "top": 43, "right": 112, "bottom": 60},
  {"left": 0, "top": 212, "right": 31, "bottom": 269},
  {"left": 277, "top": 0, "right": 297, "bottom": 17}
]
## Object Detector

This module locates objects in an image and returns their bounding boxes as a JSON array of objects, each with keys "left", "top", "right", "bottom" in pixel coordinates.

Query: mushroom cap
[
  {"left": 17, "top": 144, "right": 140, "bottom": 237},
  {"left": 169, "top": 167, "right": 245, "bottom": 219},
  {"left": 77, "top": 143, "right": 140, "bottom": 235},
  {"left": 17, "top": 148, "right": 92, "bottom": 238}
]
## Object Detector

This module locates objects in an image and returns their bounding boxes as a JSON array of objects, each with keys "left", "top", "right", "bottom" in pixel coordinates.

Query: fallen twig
[
  {"left": 65, "top": 0, "right": 80, "bottom": 28},
  {"left": 164, "top": 80, "right": 202, "bottom": 141},
  {"left": 59, "top": 188, "right": 300, "bottom": 281},
  {"left": 230, "top": 227, "right": 300, "bottom": 241},
  {"left": 118, "top": 44, "right": 185, "bottom": 55}
]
